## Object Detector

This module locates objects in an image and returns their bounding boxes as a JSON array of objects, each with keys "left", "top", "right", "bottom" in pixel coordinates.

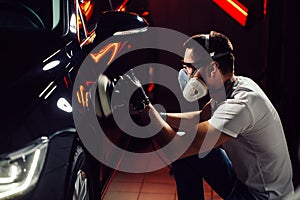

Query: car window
[{"left": 0, "top": 0, "right": 61, "bottom": 30}]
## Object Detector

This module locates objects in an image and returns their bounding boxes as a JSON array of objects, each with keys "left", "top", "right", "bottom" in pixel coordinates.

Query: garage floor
[{"left": 103, "top": 166, "right": 222, "bottom": 200}]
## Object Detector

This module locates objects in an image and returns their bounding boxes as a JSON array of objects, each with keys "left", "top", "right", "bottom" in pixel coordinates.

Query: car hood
[
  {"left": 1, "top": 30, "right": 63, "bottom": 121},
  {"left": 0, "top": 30, "right": 74, "bottom": 153}
]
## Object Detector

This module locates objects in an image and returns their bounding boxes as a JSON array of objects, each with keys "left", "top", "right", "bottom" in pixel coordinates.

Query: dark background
[{"left": 127, "top": 0, "right": 300, "bottom": 188}]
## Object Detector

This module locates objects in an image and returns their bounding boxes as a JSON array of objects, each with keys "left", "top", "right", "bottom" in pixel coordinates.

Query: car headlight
[{"left": 0, "top": 137, "right": 49, "bottom": 199}]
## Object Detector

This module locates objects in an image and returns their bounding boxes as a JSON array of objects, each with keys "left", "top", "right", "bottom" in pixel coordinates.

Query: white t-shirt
[{"left": 208, "top": 76, "right": 294, "bottom": 199}]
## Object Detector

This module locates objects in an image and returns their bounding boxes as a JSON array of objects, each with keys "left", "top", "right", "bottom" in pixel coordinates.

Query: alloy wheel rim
[{"left": 73, "top": 170, "right": 89, "bottom": 200}]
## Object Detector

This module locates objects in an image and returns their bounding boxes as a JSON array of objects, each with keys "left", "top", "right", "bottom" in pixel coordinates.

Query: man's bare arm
[
  {"left": 163, "top": 100, "right": 212, "bottom": 130},
  {"left": 141, "top": 103, "right": 232, "bottom": 159}
]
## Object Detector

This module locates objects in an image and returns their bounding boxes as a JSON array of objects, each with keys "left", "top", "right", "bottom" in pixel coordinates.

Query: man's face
[
  {"left": 183, "top": 47, "right": 211, "bottom": 81},
  {"left": 181, "top": 61, "right": 210, "bottom": 102},
  {"left": 181, "top": 62, "right": 196, "bottom": 79},
  {"left": 182, "top": 47, "right": 227, "bottom": 100}
]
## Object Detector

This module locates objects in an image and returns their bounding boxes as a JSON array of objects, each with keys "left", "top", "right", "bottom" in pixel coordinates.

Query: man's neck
[{"left": 210, "top": 75, "right": 235, "bottom": 102}]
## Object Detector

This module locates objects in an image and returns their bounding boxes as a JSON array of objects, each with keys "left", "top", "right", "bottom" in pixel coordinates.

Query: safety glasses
[{"left": 181, "top": 62, "right": 197, "bottom": 77}]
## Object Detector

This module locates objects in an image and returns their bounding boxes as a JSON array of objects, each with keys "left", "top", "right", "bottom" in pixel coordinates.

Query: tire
[{"left": 66, "top": 145, "right": 100, "bottom": 200}]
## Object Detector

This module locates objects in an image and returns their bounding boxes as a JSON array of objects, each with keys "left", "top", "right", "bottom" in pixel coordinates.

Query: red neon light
[
  {"left": 148, "top": 83, "right": 155, "bottom": 93},
  {"left": 142, "top": 11, "right": 150, "bottom": 17},
  {"left": 213, "top": 0, "right": 248, "bottom": 26},
  {"left": 263, "top": 0, "right": 267, "bottom": 15},
  {"left": 116, "top": 0, "right": 129, "bottom": 12}
]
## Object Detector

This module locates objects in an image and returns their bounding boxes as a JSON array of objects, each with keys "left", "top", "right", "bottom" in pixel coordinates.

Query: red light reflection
[
  {"left": 76, "top": 42, "right": 127, "bottom": 109},
  {"left": 76, "top": 84, "right": 89, "bottom": 108},
  {"left": 90, "top": 42, "right": 127, "bottom": 65},
  {"left": 78, "top": 0, "right": 95, "bottom": 28}
]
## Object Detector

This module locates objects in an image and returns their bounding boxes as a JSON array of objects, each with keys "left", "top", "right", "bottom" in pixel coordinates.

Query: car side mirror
[{"left": 95, "top": 11, "right": 148, "bottom": 40}]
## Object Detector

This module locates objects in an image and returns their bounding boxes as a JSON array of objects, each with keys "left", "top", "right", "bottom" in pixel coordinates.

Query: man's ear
[{"left": 209, "top": 61, "right": 219, "bottom": 77}]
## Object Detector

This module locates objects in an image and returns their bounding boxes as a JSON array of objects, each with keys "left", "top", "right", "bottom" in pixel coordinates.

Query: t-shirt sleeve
[{"left": 208, "top": 100, "right": 253, "bottom": 138}]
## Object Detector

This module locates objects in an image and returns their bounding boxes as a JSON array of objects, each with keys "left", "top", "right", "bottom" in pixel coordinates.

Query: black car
[{"left": 0, "top": 0, "right": 148, "bottom": 199}]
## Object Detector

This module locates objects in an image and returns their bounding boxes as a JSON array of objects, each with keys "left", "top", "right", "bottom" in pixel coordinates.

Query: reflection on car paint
[
  {"left": 89, "top": 41, "right": 128, "bottom": 65},
  {"left": 75, "top": 41, "right": 128, "bottom": 109},
  {"left": 76, "top": 84, "right": 90, "bottom": 109}
]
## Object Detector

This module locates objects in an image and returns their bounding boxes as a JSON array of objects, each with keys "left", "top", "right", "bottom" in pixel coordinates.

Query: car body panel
[{"left": 0, "top": 0, "right": 149, "bottom": 199}]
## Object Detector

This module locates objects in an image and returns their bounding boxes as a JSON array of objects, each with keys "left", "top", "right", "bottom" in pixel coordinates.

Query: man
[{"left": 99, "top": 31, "right": 294, "bottom": 199}]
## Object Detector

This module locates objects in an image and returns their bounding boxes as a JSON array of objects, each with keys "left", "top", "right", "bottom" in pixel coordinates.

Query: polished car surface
[{"left": 0, "top": 0, "right": 148, "bottom": 199}]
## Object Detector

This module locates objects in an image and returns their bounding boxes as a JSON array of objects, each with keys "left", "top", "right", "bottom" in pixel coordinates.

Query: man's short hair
[{"left": 183, "top": 31, "right": 235, "bottom": 74}]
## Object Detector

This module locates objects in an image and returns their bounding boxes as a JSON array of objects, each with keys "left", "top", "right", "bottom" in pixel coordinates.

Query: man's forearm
[
  {"left": 162, "top": 111, "right": 201, "bottom": 130},
  {"left": 140, "top": 104, "right": 205, "bottom": 159},
  {"left": 160, "top": 100, "right": 211, "bottom": 130}
]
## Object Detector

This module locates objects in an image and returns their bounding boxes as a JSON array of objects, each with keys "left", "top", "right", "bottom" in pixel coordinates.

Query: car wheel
[{"left": 66, "top": 145, "right": 100, "bottom": 200}]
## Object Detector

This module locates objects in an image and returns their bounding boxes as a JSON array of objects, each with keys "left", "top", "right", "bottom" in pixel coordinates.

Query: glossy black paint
[{"left": 0, "top": 0, "right": 148, "bottom": 198}]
